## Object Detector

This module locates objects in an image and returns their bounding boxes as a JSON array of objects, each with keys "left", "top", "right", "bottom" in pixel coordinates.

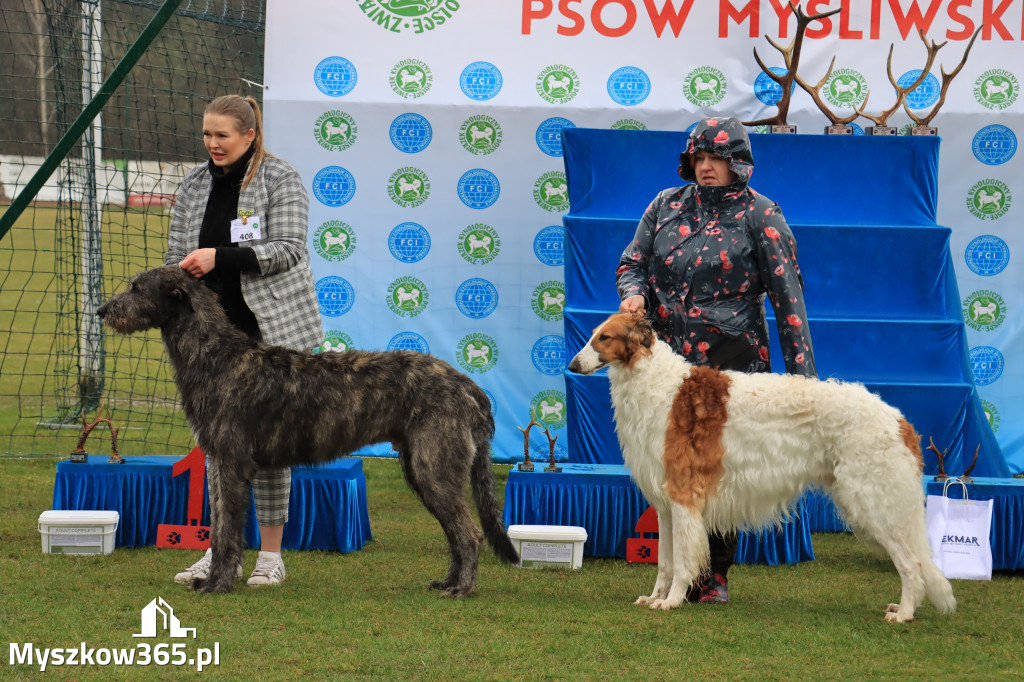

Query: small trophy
[
  {"left": 542, "top": 426, "right": 561, "bottom": 473},
  {"left": 926, "top": 437, "right": 980, "bottom": 484},
  {"left": 517, "top": 410, "right": 539, "bottom": 472},
  {"left": 69, "top": 408, "right": 123, "bottom": 464}
]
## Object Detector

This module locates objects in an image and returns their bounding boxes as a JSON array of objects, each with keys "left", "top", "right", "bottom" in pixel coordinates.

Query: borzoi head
[{"left": 568, "top": 313, "right": 654, "bottom": 375}]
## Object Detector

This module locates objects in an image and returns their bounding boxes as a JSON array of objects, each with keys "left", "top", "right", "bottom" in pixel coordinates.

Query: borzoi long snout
[{"left": 568, "top": 342, "right": 604, "bottom": 375}]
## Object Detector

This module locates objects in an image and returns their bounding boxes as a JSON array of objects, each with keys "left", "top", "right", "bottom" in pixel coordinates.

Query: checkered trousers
[{"left": 252, "top": 466, "right": 291, "bottom": 526}]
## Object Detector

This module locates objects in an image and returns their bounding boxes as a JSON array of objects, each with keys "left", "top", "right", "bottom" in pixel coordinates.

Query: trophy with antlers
[
  {"left": 517, "top": 409, "right": 539, "bottom": 472},
  {"left": 926, "top": 436, "right": 980, "bottom": 483},
  {"left": 903, "top": 27, "right": 982, "bottom": 136},
  {"left": 743, "top": 1, "right": 842, "bottom": 134},
  {"left": 542, "top": 426, "right": 561, "bottom": 473},
  {"left": 69, "top": 407, "right": 123, "bottom": 464},
  {"left": 855, "top": 30, "right": 945, "bottom": 135}
]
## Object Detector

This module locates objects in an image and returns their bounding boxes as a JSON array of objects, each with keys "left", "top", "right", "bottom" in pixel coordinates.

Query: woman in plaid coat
[
  {"left": 165, "top": 94, "right": 322, "bottom": 588},
  {"left": 616, "top": 116, "right": 816, "bottom": 604}
]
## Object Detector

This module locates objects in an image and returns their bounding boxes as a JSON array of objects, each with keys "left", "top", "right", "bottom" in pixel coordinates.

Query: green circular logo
[
  {"left": 317, "top": 330, "right": 355, "bottom": 354},
  {"left": 531, "top": 390, "right": 568, "bottom": 431},
  {"left": 314, "top": 111, "right": 357, "bottom": 152},
  {"left": 390, "top": 59, "right": 433, "bottom": 98},
  {"left": 387, "top": 167, "right": 430, "bottom": 208},
  {"left": 611, "top": 118, "right": 648, "bottom": 130},
  {"left": 981, "top": 399, "right": 1000, "bottom": 433},
  {"left": 974, "top": 69, "right": 1019, "bottom": 110},
  {"left": 963, "top": 290, "right": 1006, "bottom": 331},
  {"left": 537, "top": 65, "right": 580, "bottom": 104},
  {"left": 533, "top": 171, "right": 569, "bottom": 212},
  {"left": 531, "top": 281, "right": 566, "bottom": 321},
  {"left": 824, "top": 68, "right": 867, "bottom": 107},
  {"left": 313, "top": 220, "right": 356, "bottom": 262},
  {"left": 457, "top": 333, "right": 498, "bottom": 374},
  {"left": 387, "top": 276, "right": 429, "bottom": 317},
  {"left": 966, "top": 179, "right": 1011, "bottom": 220},
  {"left": 457, "top": 223, "right": 500, "bottom": 265},
  {"left": 357, "top": 0, "right": 462, "bottom": 34},
  {"left": 459, "top": 115, "right": 502, "bottom": 155},
  {"left": 683, "top": 66, "right": 726, "bottom": 106}
]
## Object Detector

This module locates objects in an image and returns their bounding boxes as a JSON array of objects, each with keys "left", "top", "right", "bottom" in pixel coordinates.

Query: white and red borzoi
[{"left": 568, "top": 313, "right": 955, "bottom": 623}]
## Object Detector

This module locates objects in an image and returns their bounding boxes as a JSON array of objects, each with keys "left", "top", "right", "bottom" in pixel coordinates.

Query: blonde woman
[{"left": 165, "top": 94, "right": 322, "bottom": 587}]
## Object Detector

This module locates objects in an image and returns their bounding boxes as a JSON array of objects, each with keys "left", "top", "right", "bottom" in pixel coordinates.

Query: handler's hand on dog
[
  {"left": 619, "top": 295, "right": 646, "bottom": 314},
  {"left": 180, "top": 249, "right": 216, "bottom": 278}
]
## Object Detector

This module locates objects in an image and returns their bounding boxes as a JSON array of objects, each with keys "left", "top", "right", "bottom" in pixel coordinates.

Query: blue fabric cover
[
  {"left": 53, "top": 455, "right": 372, "bottom": 552},
  {"left": 503, "top": 464, "right": 813, "bottom": 565},
  {"left": 562, "top": 128, "right": 1009, "bottom": 478}
]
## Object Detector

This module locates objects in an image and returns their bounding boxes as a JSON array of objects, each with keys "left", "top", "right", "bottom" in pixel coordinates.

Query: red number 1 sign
[{"left": 156, "top": 447, "right": 212, "bottom": 549}]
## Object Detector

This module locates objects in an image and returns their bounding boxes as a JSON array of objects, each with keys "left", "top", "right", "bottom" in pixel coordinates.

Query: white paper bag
[{"left": 925, "top": 479, "right": 993, "bottom": 581}]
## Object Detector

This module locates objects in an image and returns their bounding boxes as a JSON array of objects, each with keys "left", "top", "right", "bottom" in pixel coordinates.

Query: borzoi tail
[{"left": 913, "top": 521, "right": 957, "bottom": 614}]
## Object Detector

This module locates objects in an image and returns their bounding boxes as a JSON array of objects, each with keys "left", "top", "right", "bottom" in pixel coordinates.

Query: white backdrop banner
[{"left": 263, "top": 0, "right": 1023, "bottom": 471}]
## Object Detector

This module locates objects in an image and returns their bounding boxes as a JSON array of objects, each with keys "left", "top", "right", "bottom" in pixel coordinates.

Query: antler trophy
[
  {"left": 904, "top": 27, "right": 982, "bottom": 136},
  {"left": 69, "top": 407, "right": 123, "bottom": 464},
  {"left": 542, "top": 426, "right": 561, "bottom": 473},
  {"left": 743, "top": 1, "right": 842, "bottom": 134},
  {"left": 517, "top": 409, "right": 540, "bottom": 472},
  {"left": 926, "top": 436, "right": 981, "bottom": 483},
  {"left": 795, "top": 55, "right": 862, "bottom": 134},
  {"left": 855, "top": 30, "right": 945, "bottom": 136}
]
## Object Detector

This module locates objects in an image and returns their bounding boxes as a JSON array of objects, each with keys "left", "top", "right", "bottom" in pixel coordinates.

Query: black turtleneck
[{"left": 198, "top": 145, "right": 261, "bottom": 338}]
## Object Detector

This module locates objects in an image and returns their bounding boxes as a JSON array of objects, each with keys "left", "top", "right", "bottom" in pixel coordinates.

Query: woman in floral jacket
[{"left": 616, "top": 116, "right": 816, "bottom": 603}]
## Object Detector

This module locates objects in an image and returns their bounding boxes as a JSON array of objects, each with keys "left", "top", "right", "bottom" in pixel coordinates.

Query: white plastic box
[
  {"left": 508, "top": 524, "right": 588, "bottom": 569},
  {"left": 38, "top": 510, "right": 119, "bottom": 555}
]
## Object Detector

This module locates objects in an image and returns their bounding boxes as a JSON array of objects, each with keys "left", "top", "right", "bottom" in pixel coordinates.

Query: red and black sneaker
[{"left": 696, "top": 573, "right": 729, "bottom": 604}]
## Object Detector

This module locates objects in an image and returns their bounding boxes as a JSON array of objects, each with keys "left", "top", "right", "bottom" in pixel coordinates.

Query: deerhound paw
[
  {"left": 191, "top": 577, "right": 233, "bottom": 594},
  {"left": 430, "top": 579, "right": 474, "bottom": 598},
  {"left": 634, "top": 595, "right": 656, "bottom": 606}
]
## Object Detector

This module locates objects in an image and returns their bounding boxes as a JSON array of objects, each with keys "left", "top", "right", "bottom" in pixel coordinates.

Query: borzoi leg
[
  {"left": 650, "top": 501, "right": 708, "bottom": 611},
  {"left": 832, "top": 472, "right": 927, "bottom": 623},
  {"left": 635, "top": 503, "right": 674, "bottom": 606},
  {"left": 194, "top": 456, "right": 250, "bottom": 594}
]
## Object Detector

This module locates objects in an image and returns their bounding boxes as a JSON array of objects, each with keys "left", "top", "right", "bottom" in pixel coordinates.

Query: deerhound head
[{"left": 97, "top": 265, "right": 200, "bottom": 334}]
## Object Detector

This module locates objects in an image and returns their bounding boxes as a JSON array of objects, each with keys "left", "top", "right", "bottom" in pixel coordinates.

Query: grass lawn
[{"left": 1, "top": 456, "right": 1022, "bottom": 680}]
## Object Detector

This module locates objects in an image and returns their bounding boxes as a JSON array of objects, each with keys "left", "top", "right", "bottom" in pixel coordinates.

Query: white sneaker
[
  {"left": 173, "top": 548, "right": 243, "bottom": 584},
  {"left": 247, "top": 551, "right": 286, "bottom": 587}
]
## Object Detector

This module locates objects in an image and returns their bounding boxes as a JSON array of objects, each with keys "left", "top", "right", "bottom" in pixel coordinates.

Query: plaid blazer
[{"left": 165, "top": 155, "right": 323, "bottom": 351}]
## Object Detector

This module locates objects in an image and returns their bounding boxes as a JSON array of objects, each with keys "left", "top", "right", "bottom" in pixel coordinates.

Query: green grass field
[
  {"left": 1, "top": 203, "right": 192, "bottom": 458},
  {"left": 1, "top": 457, "right": 1022, "bottom": 680}
]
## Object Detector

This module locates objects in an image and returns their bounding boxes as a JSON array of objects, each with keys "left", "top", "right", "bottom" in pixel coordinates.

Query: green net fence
[{"left": 1, "top": 0, "right": 265, "bottom": 457}]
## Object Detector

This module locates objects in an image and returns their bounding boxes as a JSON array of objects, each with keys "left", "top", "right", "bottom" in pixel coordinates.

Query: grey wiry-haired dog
[{"left": 98, "top": 265, "right": 519, "bottom": 596}]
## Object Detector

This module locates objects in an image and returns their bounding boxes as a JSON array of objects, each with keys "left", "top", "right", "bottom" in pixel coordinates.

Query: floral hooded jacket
[{"left": 616, "top": 117, "right": 816, "bottom": 377}]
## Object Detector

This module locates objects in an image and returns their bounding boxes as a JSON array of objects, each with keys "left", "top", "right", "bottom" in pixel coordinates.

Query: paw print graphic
[
  {"left": 196, "top": 528, "right": 210, "bottom": 542},
  {"left": 637, "top": 544, "right": 651, "bottom": 559},
  {"left": 166, "top": 531, "right": 181, "bottom": 545}
]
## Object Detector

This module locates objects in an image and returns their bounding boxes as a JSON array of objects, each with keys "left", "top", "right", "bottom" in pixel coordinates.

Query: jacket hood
[{"left": 678, "top": 117, "right": 754, "bottom": 188}]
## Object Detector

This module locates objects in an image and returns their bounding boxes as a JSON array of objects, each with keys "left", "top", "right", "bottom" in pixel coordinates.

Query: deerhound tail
[{"left": 469, "top": 417, "right": 520, "bottom": 566}]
